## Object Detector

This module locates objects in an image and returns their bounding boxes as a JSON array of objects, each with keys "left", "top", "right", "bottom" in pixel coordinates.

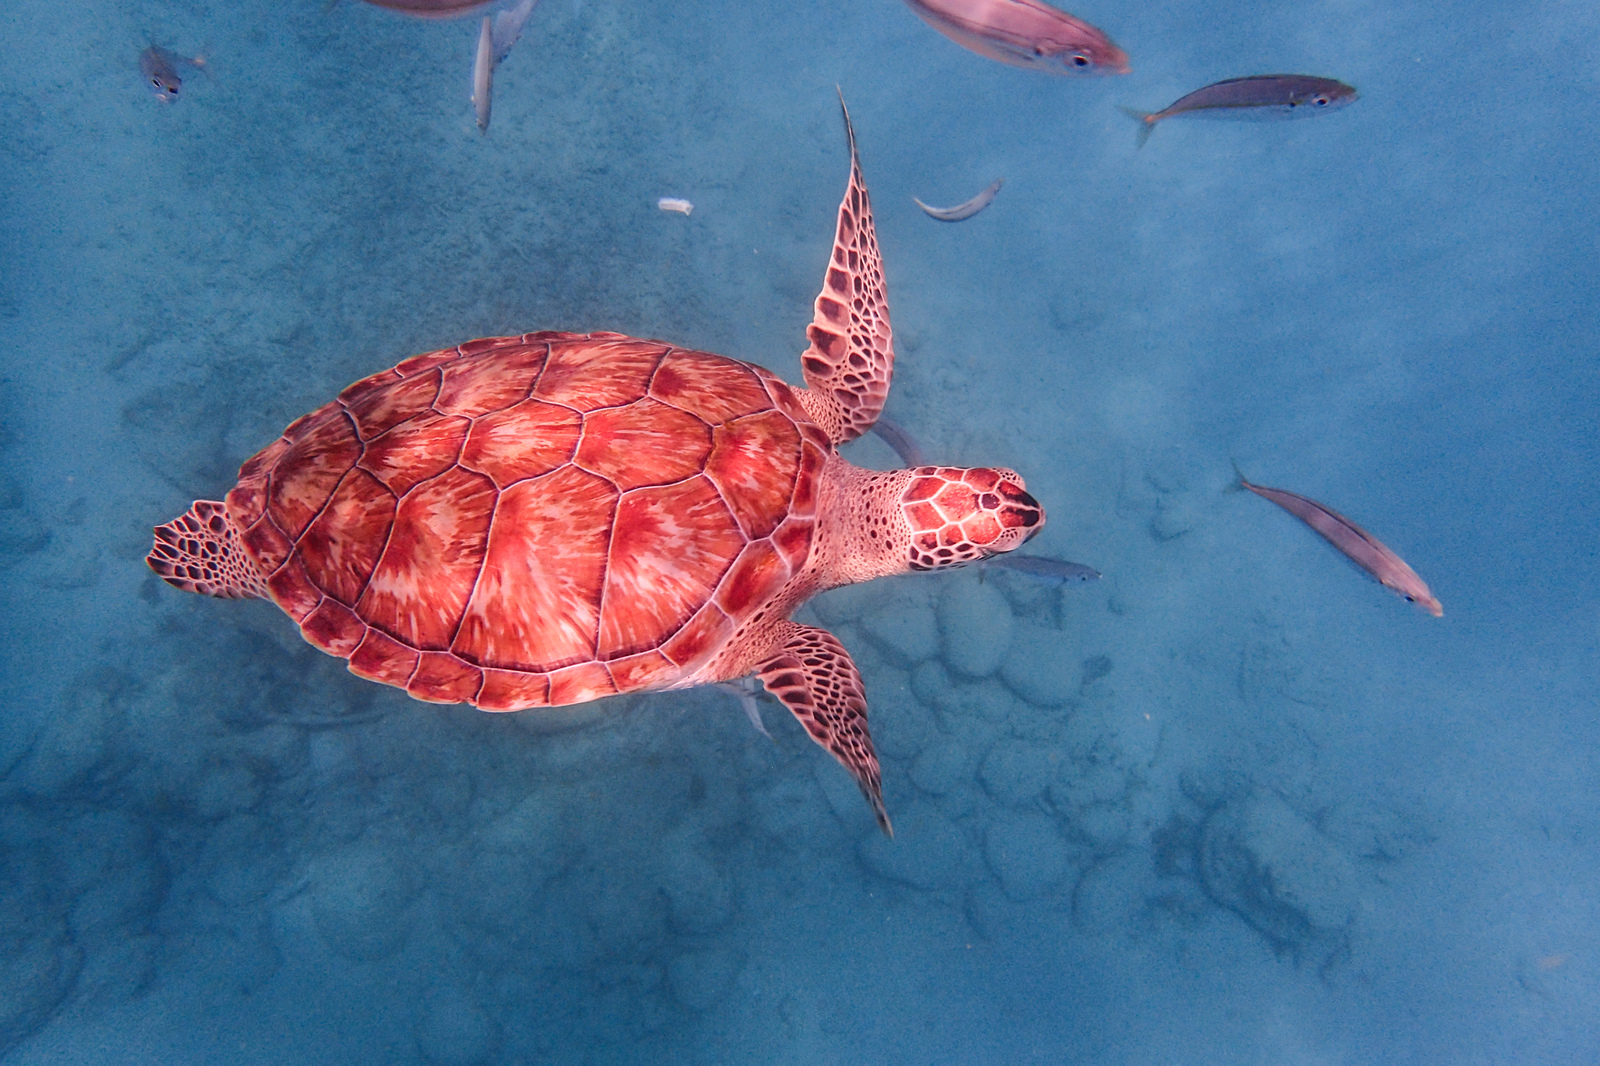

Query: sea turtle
[{"left": 147, "top": 100, "right": 1046, "bottom": 835}]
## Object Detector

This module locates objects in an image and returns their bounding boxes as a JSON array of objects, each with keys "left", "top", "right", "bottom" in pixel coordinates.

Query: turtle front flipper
[
  {"left": 796, "top": 92, "right": 895, "bottom": 447},
  {"left": 756, "top": 621, "right": 891, "bottom": 836},
  {"left": 148, "top": 500, "right": 269, "bottom": 600}
]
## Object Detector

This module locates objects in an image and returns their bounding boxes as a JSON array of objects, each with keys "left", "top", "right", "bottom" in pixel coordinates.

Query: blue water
[{"left": 3, "top": 0, "right": 1598, "bottom": 1061}]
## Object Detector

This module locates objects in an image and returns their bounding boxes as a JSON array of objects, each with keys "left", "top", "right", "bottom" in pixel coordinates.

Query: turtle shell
[{"left": 225, "top": 331, "right": 831, "bottom": 711}]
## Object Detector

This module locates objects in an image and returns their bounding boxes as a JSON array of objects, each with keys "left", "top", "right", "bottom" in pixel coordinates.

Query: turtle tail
[{"left": 148, "top": 500, "right": 269, "bottom": 600}]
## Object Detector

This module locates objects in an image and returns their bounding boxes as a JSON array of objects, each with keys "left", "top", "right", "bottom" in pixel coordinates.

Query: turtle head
[{"left": 900, "top": 466, "right": 1044, "bottom": 571}]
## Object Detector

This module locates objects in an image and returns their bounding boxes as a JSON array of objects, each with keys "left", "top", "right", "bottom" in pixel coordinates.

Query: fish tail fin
[
  {"left": 1225, "top": 459, "right": 1250, "bottom": 493},
  {"left": 1117, "top": 106, "right": 1157, "bottom": 148}
]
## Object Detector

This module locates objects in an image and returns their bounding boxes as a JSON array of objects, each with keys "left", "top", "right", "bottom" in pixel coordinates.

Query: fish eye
[{"left": 1071, "top": 53, "right": 1090, "bottom": 67}]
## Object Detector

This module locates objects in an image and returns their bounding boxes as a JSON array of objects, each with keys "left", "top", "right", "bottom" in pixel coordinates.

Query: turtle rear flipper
[
  {"left": 757, "top": 621, "right": 891, "bottom": 837},
  {"left": 797, "top": 92, "right": 895, "bottom": 446},
  {"left": 148, "top": 500, "right": 269, "bottom": 599}
]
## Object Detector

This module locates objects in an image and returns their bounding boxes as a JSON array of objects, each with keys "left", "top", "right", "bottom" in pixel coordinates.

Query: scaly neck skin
[{"left": 810, "top": 457, "right": 916, "bottom": 590}]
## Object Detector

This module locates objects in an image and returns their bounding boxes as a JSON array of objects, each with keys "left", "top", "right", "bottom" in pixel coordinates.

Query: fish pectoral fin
[{"left": 756, "top": 622, "right": 890, "bottom": 836}]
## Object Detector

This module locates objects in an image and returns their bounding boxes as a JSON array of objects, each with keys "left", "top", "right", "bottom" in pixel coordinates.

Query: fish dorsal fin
[{"left": 797, "top": 90, "right": 895, "bottom": 445}]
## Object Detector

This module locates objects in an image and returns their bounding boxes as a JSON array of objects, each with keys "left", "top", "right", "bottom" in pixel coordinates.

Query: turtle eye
[
  {"left": 1314, "top": 95, "right": 1330, "bottom": 105},
  {"left": 1071, "top": 53, "right": 1090, "bottom": 67}
]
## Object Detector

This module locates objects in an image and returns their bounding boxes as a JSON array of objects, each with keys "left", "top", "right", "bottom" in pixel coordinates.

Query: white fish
[
  {"left": 715, "top": 680, "right": 772, "bottom": 740},
  {"left": 491, "top": 0, "right": 539, "bottom": 63},
  {"left": 914, "top": 177, "right": 1004, "bottom": 222},
  {"left": 658, "top": 198, "right": 694, "bottom": 215},
  {"left": 472, "top": 16, "right": 493, "bottom": 132}
]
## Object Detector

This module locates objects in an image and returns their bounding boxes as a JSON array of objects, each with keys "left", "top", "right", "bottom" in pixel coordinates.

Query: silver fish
[
  {"left": 1120, "top": 75, "right": 1357, "bottom": 147},
  {"left": 869, "top": 416, "right": 929, "bottom": 467},
  {"left": 472, "top": 15, "right": 494, "bottom": 132},
  {"left": 715, "top": 680, "right": 773, "bottom": 740},
  {"left": 491, "top": 0, "right": 539, "bottom": 63},
  {"left": 139, "top": 45, "right": 204, "bottom": 102},
  {"left": 1234, "top": 466, "right": 1441, "bottom": 617},
  {"left": 914, "top": 177, "right": 1004, "bottom": 222},
  {"left": 981, "top": 554, "right": 1100, "bottom": 583}
]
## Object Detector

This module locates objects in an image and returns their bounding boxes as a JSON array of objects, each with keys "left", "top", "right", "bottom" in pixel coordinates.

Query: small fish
[
  {"left": 139, "top": 46, "right": 204, "bottom": 102},
  {"left": 359, "top": 0, "right": 494, "bottom": 17},
  {"left": 1119, "top": 75, "right": 1357, "bottom": 147},
  {"left": 657, "top": 198, "right": 694, "bottom": 215},
  {"left": 914, "top": 177, "right": 1004, "bottom": 222},
  {"left": 715, "top": 680, "right": 773, "bottom": 740},
  {"left": 472, "top": 16, "right": 494, "bottom": 132},
  {"left": 491, "top": 0, "right": 539, "bottom": 63},
  {"left": 869, "top": 416, "right": 929, "bottom": 467},
  {"left": 1234, "top": 466, "right": 1442, "bottom": 617},
  {"left": 982, "top": 554, "right": 1100, "bottom": 583},
  {"left": 902, "top": 0, "right": 1128, "bottom": 76}
]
